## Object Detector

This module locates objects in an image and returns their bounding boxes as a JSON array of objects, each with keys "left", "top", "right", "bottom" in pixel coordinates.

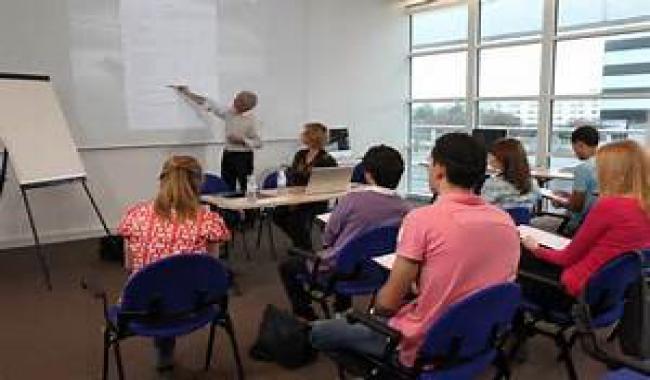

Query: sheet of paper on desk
[
  {"left": 317, "top": 212, "right": 331, "bottom": 224},
  {"left": 373, "top": 253, "right": 396, "bottom": 270},
  {"left": 539, "top": 188, "right": 569, "bottom": 204},
  {"left": 518, "top": 225, "right": 571, "bottom": 250}
]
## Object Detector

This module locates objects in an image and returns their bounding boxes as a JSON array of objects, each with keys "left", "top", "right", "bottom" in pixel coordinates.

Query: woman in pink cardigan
[{"left": 520, "top": 140, "right": 650, "bottom": 311}]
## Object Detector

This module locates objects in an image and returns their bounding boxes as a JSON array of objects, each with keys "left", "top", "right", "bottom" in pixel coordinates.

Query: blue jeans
[{"left": 310, "top": 317, "right": 389, "bottom": 358}]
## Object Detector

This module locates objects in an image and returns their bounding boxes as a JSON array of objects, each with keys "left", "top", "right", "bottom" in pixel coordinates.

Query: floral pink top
[{"left": 118, "top": 201, "right": 230, "bottom": 273}]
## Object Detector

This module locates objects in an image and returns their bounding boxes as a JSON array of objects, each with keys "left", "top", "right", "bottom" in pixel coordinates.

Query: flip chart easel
[{"left": 0, "top": 73, "right": 110, "bottom": 290}]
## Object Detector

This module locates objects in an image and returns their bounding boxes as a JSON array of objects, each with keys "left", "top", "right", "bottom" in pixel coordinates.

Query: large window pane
[
  {"left": 551, "top": 99, "right": 650, "bottom": 167},
  {"left": 411, "top": 53, "right": 467, "bottom": 99},
  {"left": 555, "top": 32, "right": 650, "bottom": 96},
  {"left": 412, "top": 4, "right": 468, "bottom": 47},
  {"left": 479, "top": 44, "right": 541, "bottom": 97},
  {"left": 559, "top": 0, "right": 650, "bottom": 31},
  {"left": 480, "top": 0, "right": 543, "bottom": 41},
  {"left": 478, "top": 101, "right": 539, "bottom": 155},
  {"left": 410, "top": 102, "right": 467, "bottom": 193}
]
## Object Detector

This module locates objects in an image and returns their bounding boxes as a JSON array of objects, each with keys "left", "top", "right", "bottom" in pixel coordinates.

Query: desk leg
[{"left": 20, "top": 187, "right": 52, "bottom": 290}]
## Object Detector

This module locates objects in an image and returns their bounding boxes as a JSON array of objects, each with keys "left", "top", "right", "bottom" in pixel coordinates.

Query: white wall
[
  {"left": 0, "top": 0, "right": 408, "bottom": 249},
  {"left": 305, "top": 0, "right": 410, "bottom": 159}
]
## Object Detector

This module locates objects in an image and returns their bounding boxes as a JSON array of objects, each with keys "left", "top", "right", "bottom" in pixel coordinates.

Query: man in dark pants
[{"left": 172, "top": 86, "right": 262, "bottom": 192}]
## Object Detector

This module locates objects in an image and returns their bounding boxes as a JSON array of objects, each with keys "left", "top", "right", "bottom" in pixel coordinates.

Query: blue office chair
[
  {"left": 603, "top": 369, "right": 650, "bottom": 380},
  {"left": 293, "top": 222, "right": 400, "bottom": 318},
  {"left": 201, "top": 173, "right": 233, "bottom": 195},
  {"left": 327, "top": 283, "right": 522, "bottom": 380},
  {"left": 201, "top": 173, "right": 251, "bottom": 259},
  {"left": 515, "top": 253, "right": 643, "bottom": 380},
  {"left": 261, "top": 170, "right": 279, "bottom": 190},
  {"left": 505, "top": 207, "right": 532, "bottom": 226},
  {"left": 352, "top": 163, "right": 367, "bottom": 184},
  {"left": 90, "top": 254, "right": 244, "bottom": 380},
  {"left": 572, "top": 251, "right": 650, "bottom": 380}
]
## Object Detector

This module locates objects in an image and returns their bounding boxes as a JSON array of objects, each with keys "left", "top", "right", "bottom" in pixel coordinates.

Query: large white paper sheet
[{"left": 121, "top": 0, "right": 219, "bottom": 131}]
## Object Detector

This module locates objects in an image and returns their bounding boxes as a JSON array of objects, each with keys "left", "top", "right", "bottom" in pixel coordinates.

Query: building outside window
[{"left": 408, "top": 0, "right": 650, "bottom": 193}]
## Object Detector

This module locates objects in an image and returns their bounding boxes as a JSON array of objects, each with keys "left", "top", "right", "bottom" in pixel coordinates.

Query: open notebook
[
  {"left": 518, "top": 225, "right": 571, "bottom": 250},
  {"left": 373, "top": 253, "right": 396, "bottom": 270},
  {"left": 316, "top": 212, "right": 331, "bottom": 224},
  {"left": 539, "top": 188, "right": 569, "bottom": 205}
]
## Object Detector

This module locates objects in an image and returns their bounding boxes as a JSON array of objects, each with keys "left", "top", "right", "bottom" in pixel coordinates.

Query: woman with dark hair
[{"left": 481, "top": 138, "right": 538, "bottom": 210}]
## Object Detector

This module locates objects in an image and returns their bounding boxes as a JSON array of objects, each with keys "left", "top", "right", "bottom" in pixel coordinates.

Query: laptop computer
[{"left": 305, "top": 166, "right": 354, "bottom": 195}]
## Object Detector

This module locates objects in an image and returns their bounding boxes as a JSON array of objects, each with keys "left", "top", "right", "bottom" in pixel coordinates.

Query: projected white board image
[
  {"left": 120, "top": 0, "right": 220, "bottom": 131},
  {"left": 0, "top": 76, "right": 86, "bottom": 186}
]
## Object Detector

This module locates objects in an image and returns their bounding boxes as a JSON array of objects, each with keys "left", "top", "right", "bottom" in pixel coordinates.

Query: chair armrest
[
  {"left": 518, "top": 270, "right": 565, "bottom": 290},
  {"left": 347, "top": 310, "right": 402, "bottom": 344}
]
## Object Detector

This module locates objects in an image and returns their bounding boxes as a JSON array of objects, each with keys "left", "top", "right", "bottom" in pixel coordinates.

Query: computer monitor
[
  {"left": 327, "top": 126, "right": 354, "bottom": 163},
  {"left": 472, "top": 129, "right": 507, "bottom": 150},
  {"left": 327, "top": 127, "right": 351, "bottom": 152}
]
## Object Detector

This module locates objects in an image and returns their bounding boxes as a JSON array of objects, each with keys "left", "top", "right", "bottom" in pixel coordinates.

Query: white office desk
[
  {"left": 530, "top": 168, "right": 574, "bottom": 182},
  {"left": 202, "top": 186, "right": 365, "bottom": 211}
]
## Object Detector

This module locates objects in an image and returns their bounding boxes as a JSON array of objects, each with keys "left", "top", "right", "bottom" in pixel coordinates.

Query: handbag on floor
[{"left": 249, "top": 304, "right": 317, "bottom": 368}]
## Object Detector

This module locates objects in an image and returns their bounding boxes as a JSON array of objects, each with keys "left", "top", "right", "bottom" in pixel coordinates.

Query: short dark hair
[
  {"left": 431, "top": 133, "right": 487, "bottom": 189},
  {"left": 571, "top": 125, "right": 599, "bottom": 147},
  {"left": 362, "top": 145, "right": 404, "bottom": 189}
]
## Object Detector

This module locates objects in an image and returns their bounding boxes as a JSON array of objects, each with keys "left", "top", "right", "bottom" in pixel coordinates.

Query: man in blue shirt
[{"left": 554, "top": 126, "right": 599, "bottom": 234}]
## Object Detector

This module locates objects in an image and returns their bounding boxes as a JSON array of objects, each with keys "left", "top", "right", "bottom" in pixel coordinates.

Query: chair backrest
[
  {"left": 505, "top": 207, "right": 532, "bottom": 226},
  {"left": 201, "top": 173, "right": 232, "bottom": 195},
  {"left": 351, "top": 163, "right": 366, "bottom": 184},
  {"left": 417, "top": 283, "right": 522, "bottom": 369},
  {"left": 334, "top": 222, "right": 400, "bottom": 275},
  {"left": 121, "top": 254, "right": 230, "bottom": 317},
  {"left": 261, "top": 170, "right": 279, "bottom": 190},
  {"left": 583, "top": 252, "right": 642, "bottom": 316}
]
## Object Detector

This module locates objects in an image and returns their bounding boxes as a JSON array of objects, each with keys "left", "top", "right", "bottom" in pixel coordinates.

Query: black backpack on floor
[{"left": 249, "top": 304, "right": 317, "bottom": 368}]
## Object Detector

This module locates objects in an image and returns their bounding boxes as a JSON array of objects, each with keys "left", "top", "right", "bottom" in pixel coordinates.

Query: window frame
[{"left": 407, "top": 0, "right": 650, "bottom": 194}]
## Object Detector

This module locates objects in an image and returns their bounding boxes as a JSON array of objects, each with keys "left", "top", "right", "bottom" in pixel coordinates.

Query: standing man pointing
[{"left": 172, "top": 86, "right": 262, "bottom": 192}]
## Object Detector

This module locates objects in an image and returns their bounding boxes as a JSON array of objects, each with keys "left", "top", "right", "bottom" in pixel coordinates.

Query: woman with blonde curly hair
[{"left": 273, "top": 122, "right": 337, "bottom": 249}]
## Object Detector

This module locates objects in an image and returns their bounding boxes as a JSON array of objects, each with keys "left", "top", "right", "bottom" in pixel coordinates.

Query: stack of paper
[
  {"left": 518, "top": 225, "right": 571, "bottom": 250},
  {"left": 316, "top": 212, "right": 331, "bottom": 224},
  {"left": 539, "top": 188, "right": 569, "bottom": 204},
  {"left": 373, "top": 253, "right": 396, "bottom": 270}
]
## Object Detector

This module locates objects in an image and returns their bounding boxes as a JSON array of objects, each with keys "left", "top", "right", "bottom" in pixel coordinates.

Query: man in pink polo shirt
[{"left": 310, "top": 132, "right": 521, "bottom": 368}]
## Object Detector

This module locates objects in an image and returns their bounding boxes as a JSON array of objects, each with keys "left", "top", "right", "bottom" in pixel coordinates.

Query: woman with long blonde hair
[
  {"left": 118, "top": 155, "right": 230, "bottom": 372},
  {"left": 520, "top": 139, "right": 650, "bottom": 313}
]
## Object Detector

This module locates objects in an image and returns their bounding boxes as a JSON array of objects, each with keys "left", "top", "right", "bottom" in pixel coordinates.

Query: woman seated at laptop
[
  {"left": 481, "top": 138, "right": 539, "bottom": 211},
  {"left": 118, "top": 155, "right": 230, "bottom": 373},
  {"left": 273, "top": 122, "right": 338, "bottom": 249},
  {"left": 520, "top": 140, "right": 650, "bottom": 313}
]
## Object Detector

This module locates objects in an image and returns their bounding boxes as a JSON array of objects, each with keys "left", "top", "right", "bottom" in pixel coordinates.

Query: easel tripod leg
[
  {"left": 20, "top": 187, "right": 52, "bottom": 290},
  {"left": 81, "top": 180, "right": 110, "bottom": 235}
]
